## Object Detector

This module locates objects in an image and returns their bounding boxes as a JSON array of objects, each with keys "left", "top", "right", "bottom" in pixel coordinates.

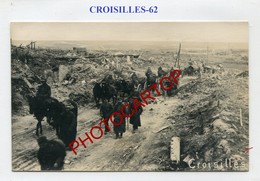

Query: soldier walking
[
  {"left": 113, "top": 100, "right": 126, "bottom": 139},
  {"left": 129, "top": 96, "right": 143, "bottom": 133},
  {"left": 100, "top": 99, "right": 113, "bottom": 134}
]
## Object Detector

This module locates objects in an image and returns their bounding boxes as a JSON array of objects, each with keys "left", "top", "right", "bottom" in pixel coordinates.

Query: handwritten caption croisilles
[{"left": 89, "top": 6, "right": 158, "bottom": 13}]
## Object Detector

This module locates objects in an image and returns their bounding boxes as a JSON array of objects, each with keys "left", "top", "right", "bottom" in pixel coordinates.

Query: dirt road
[
  {"left": 12, "top": 94, "right": 180, "bottom": 171},
  {"left": 12, "top": 77, "right": 194, "bottom": 171},
  {"left": 66, "top": 96, "right": 179, "bottom": 171}
]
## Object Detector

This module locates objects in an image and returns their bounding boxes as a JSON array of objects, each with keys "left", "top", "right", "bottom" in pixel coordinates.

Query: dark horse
[
  {"left": 50, "top": 100, "right": 78, "bottom": 147},
  {"left": 93, "top": 82, "right": 103, "bottom": 106},
  {"left": 115, "top": 79, "right": 135, "bottom": 98},
  {"left": 28, "top": 95, "right": 59, "bottom": 136},
  {"left": 93, "top": 82, "right": 117, "bottom": 106},
  {"left": 101, "top": 82, "right": 117, "bottom": 105}
]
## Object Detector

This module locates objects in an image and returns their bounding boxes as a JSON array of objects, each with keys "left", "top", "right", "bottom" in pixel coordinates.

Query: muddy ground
[
  {"left": 12, "top": 72, "right": 249, "bottom": 171},
  {"left": 12, "top": 77, "right": 190, "bottom": 171}
]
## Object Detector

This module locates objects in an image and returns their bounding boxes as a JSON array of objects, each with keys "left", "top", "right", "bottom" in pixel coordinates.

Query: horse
[
  {"left": 101, "top": 82, "right": 117, "bottom": 105},
  {"left": 28, "top": 95, "right": 59, "bottom": 136},
  {"left": 50, "top": 100, "right": 78, "bottom": 147},
  {"left": 115, "top": 79, "right": 135, "bottom": 98},
  {"left": 93, "top": 82, "right": 103, "bottom": 106}
]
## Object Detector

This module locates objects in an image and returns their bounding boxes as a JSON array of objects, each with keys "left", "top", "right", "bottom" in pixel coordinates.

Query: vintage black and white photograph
[{"left": 11, "top": 22, "right": 249, "bottom": 171}]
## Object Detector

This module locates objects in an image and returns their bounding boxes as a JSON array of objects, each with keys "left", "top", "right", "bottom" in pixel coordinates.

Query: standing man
[
  {"left": 36, "top": 79, "right": 51, "bottom": 100},
  {"left": 36, "top": 79, "right": 51, "bottom": 114},
  {"left": 52, "top": 64, "right": 59, "bottom": 83},
  {"left": 58, "top": 106, "right": 78, "bottom": 148},
  {"left": 129, "top": 96, "right": 143, "bottom": 133},
  {"left": 145, "top": 67, "right": 152, "bottom": 77},
  {"left": 100, "top": 99, "right": 113, "bottom": 134},
  {"left": 113, "top": 100, "right": 126, "bottom": 139}
]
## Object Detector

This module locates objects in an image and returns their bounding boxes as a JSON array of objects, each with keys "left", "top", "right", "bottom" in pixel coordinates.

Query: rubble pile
[
  {"left": 11, "top": 45, "right": 153, "bottom": 112},
  {"left": 162, "top": 72, "right": 249, "bottom": 171},
  {"left": 50, "top": 55, "right": 144, "bottom": 105},
  {"left": 12, "top": 78, "right": 31, "bottom": 115},
  {"left": 11, "top": 59, "right": 41, "bottom": 115}
]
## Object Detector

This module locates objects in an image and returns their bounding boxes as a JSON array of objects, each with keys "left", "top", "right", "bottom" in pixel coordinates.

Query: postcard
[{"left": 11, "top": 22, "right": 248, "bottom": 171}]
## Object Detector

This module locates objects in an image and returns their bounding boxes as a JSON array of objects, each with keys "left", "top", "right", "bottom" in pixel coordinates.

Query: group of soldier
[
  {"left": 33, "top": 65, "right": 175, "bottom": 171},
  {"left": 99, "top": 66, "right": 171, "bottom": 138},
  {"left": 100, "top": 95, "right": 143, "bottom": 139},
  {"left": 34, "top": 76, "right": 144, "bottom": 170}
]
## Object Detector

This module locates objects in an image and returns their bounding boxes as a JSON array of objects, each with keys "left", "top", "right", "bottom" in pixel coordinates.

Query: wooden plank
[
  {"left": 11, "top": 75, "right": 21, "bottom": 79},
  {"left": 153, "top": 125, "right": 170, "bottom": 133},
  {"left": 23, "top": 77, "right": 33, "bottom": 89}
]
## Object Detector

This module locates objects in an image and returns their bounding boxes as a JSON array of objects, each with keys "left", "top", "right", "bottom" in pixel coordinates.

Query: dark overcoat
[
  {"left": 113, "top": 102, "right": 126, "bottom": 134},
  {"left": 59, "top": 110, "right": 77, "bottom": 146},
  {"left": 36, "top": 82, "right": 51, "bottom": 98},
  {"left": 129, "top": 102, "right": 143, "bottom": 127},
  {"left": 100, "top": 101, "right": 113, "bottom": 118}
]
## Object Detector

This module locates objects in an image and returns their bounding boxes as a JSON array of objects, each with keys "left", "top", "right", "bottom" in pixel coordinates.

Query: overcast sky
[{"left": 11, "top": 22, "right": 248, "bottom": 43}]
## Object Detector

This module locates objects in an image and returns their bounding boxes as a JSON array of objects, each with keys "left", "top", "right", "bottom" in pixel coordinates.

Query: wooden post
[
  {"left": 33, "top": 42, "right": 36, "bottom": 49},
  {"left": 170, "top": 137, "right": 180, "bottom": 163},
  {"left": 174, "top": 43, "right": 181, "bottom": 69},
  {"left": 178, "top": 43, "right": 181, "bottom": 70}
]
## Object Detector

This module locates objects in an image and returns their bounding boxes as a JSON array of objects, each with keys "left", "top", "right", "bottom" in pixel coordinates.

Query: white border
[{"left": 1, "top": 0, "right": 260, "bottom": 180}]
